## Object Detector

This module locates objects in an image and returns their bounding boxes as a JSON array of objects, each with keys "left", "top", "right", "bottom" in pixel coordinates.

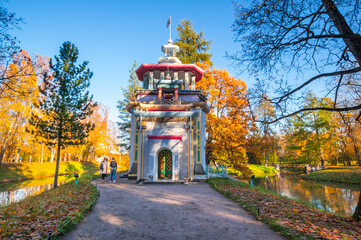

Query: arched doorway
[{"left": 158, "top": 149, "right": 172, "bottom": 179}]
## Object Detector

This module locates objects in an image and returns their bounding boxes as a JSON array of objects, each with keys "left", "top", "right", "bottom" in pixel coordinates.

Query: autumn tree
[
  {"left": 83, "top": 104, "right": 118, "bottom": 161},
  {"left": 284, "top": 93, "right": 337, "bottom": 165},
  {"left": 230, "top": 0, "right": 361, "bottom": 122},
  {"left": 335, "top": 111, "right": 361, "bottom": 165},
  {"left": 0, "top": 1, "right": 22, "bottom": 61},
  {"left": 30, "top": 42, "right": 96, "bottom": 188},
  {"left": 174, "top": 19, "right": 212, "bottom": 65},
  {"left": 257, "top": 94, "right": 277, "bottom": 165},
  {"left": 0, "top": 50, "right": 43, "bottom": 163},
  {"left": 196, "top": 62, "right": 252, "bottom": 177},
  {"left": 117, "top": 60, "right": 141, "bottom": 151},
  {"left": 0, "top": 1, "right": 28, "bottom": 90}
]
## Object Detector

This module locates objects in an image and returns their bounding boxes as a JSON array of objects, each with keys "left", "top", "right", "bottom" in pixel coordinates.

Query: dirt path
[{"left": 62, "top": 178, "right": 284, "bottom": 240}]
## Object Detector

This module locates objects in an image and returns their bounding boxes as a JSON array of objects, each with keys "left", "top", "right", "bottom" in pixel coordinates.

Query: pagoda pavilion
[{"left": 126, "top": 39, "right": 209, "bottom": 182}]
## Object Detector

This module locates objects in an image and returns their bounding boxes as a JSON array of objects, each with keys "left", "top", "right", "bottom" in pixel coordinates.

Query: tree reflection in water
[
  {"left": 0, "top": 176, "right": 71, "bottom": 207},
  {"left": 254, "top": 173, "right": 361, "bottom": 217}
]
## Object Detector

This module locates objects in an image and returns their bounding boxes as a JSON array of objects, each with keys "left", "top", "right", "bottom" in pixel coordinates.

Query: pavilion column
[
  {"left": 175, "top": 88, "right": 178, "bottom": 104},
  {"left": 140, "top": 121, "right": 145, "bottom": 180},
  {"left": 143, "top": 74, "right": 148, "bottom": 89},
  {"left": 188, "top": 117, "right": 192, "bottom": 180},
  {"left": 191, "top": 76, "right": 196, "bottom": 90},
  {"left": 149, "top": 72, "right": 154, "bottom": 90},
  {"left": 138, "top": 117, "right": 144, "bottom": 180},
  {"left": 185, "top": 72, "right": 189, "bottom": 90}
]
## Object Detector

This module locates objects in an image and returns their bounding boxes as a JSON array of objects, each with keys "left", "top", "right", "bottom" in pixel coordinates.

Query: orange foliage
[
  {"left": 81, "top": 104, "right": 119, "bottom": 161},
  {"left": 0, "top": 50, "right": 48, "bottom": 163},
  {"left": 196, "top": 62, "right": 252, "bottom": 176}
]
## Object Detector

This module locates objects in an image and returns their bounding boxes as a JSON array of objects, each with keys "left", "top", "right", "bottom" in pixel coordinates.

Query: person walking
[
  {"left": 110, "top": 157, "right": 117, "bottom": 183},
  {"left": 100, "top": 157, "right": 108, "bottom": 184}
]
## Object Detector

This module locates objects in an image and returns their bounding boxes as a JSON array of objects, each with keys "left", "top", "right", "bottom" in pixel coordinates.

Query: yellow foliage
[
  {"left": 82, "top": 104, "right": 119, "bottom": 161},
  {"left": 0, "top": 50, "right": 47, "bottom": 162},
  {"left": 196, "top": 62, "right": 252, "bottom": 176}
]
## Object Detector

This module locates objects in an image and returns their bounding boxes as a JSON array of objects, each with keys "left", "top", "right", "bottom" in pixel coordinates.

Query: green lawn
[
  {"left": 0, "top": 161, "right": 98, "bottom": 184},
  {"left": 248, "top": 164, "right": 278, "bottom": 177},
  {"left": 228, "top": 164, "right": 278, "bottom": 178},
  {"left": 304, "top": 166, "right": 361, "bottom": 185}
]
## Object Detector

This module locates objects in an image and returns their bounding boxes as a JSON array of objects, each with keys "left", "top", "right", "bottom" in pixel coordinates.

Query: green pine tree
[
  {"left": 117, "top": 60, "right": 142, "bottom": 152},
  {"left": 174, "top": 19, "right": 212, "bottom": 65},
  {"left": 29, "top": 41, "right": 96, "bottom": 188}
]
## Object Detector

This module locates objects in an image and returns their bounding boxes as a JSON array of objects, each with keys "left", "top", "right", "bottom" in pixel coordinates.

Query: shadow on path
[{"left": 62, "top": 178, "right": 284, "bottom": 240}]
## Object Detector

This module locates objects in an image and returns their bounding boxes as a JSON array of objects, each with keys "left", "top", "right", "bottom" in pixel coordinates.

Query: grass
[
  {"left": 248, "top": 164, "right": 279, "bottom": 177},
  {"left": 228, "top": 164, "right": 278, "bottom": 178},
  {"left": 0, "top": 170, "right": 100, "bottom": 239},
  {"left": 303, "top": 166, "right": 361, "bottom": 185},
  {"left": 208, "top": 178, "right": 361, "bottom": 240},
  {"left": 0, "top": 161, "right": 98, "bottom": 184}
]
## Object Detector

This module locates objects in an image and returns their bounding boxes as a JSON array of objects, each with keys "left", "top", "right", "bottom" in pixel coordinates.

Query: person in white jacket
[{"left": 100, "top": 157, "right": 108, "bottom": 183}]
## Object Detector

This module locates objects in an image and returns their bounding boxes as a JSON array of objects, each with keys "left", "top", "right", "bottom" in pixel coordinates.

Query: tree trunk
[
  {"left": 353, "top": 144, "right": 361, "bottom": 166},
  {"left": 264, "top": 123, "right": 268, "bottom": 166},
  {"left": 353, "top": 194, "right": 361, "bottom": 221},
  {"left": 315, "top": 128, "right": 325, "bottom": 166},
  {"left": 0, "top": 147, "right": 6, "bottom": 164},
  {"left": 321, "top": 0, "right": 361, "bottom": 65},
  {"left": 54, "top": 127, "right": 62, "bottom": 189},
  {"left": 51, "top": 148, "right": 55, "bottom": 163},
  {"left": 265, "top": 148, "right": 268, "bottom": 166}
]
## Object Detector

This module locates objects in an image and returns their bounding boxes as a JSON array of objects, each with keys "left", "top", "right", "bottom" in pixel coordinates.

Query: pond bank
[
  {"left": 0, "top": 161, "right": 98, "bottom": 184},
  {"left": 0, "top": 172, "right": 99, "bottom": 239},
  {"left": 252, "top": 173, "right": 361, "bottom": 217},
  {"left": 209, "top": 178, "right": 361, "bottom": 239},
  {"left": 303, "top": 166, "right": 361, "bottom": 185}
]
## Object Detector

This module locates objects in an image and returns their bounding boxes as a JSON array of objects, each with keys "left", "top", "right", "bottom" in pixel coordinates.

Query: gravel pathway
[{"left": 62, "top": 178, "right": 284, "bottom": 240}]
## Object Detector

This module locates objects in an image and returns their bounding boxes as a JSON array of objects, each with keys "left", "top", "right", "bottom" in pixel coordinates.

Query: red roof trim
[
  {"left": 147, "top": 135, "right": 183, "bottom": 141},
  {"left": 136, "top": 64, "right": 204, "bottom": 82}
]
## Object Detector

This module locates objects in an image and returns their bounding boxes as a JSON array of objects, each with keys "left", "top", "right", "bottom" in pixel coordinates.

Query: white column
[
  {"left": 143, "top": 74, "right": 148, "bottom": 89},
  {"left": 185, "top": 72, "right": 189, "bottom": 90},
  {"left": 138, "top": 117, "right": 142, "bottom": 180},
  {"left": 149, "top": 72, "right": 154, "bottom": 90},
  {"left": 191, "top": 76, "right": 196, "bottom": 90}
]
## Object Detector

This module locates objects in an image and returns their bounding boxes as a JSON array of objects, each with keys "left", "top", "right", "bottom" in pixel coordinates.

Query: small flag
[{"left": 166, "top": 16, "right": 171, "bottom": 28}]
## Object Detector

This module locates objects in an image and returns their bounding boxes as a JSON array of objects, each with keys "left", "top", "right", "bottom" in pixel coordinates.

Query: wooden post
[
  {"left": 175, "top": 88, "right": 178, "bottom": 104},
  {"left": 158, "top": 87, "right": 162, "bottom": 103}
]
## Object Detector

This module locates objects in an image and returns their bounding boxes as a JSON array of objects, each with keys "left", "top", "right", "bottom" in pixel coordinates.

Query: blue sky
[{"left": 6, "top": 0, "right": 244, "bottom": 122}]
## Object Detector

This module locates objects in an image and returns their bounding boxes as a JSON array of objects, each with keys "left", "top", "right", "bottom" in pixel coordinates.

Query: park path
[{"left": 62, "top": 178, "right": 284, "bottom": 240}]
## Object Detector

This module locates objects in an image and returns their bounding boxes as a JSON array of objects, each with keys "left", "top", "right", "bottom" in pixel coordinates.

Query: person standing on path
[
  {"left": 110, "top": 157, "right": 117, "bottom": 183},
  {"left": 100, "top": 157, "right": 108, "bottom": 184}
]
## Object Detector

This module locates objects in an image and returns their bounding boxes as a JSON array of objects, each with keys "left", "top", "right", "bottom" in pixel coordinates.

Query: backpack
[
  {"left": 110, "top": 160, "right": 116, "bottom": 168},
  {"left": 100, "top": 162, "right": 104, "bottom": 171}
]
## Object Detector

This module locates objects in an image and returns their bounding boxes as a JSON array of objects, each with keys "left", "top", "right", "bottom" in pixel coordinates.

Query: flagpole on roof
[
  {"left": 167, "top": 16, "right": 172, "bottom": 43},
  {"left": 170, "top": 16, "right": 171, "bottom": 41}
]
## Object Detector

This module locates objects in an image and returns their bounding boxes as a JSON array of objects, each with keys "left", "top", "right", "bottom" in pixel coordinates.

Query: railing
[
  {"left": 156, "top": 97, "right": 178, "bottom": 105},
  {"left": 206, "top": 165, "right": 227, "bottom": 178}
]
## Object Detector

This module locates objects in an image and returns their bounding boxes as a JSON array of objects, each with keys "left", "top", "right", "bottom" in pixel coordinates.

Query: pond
[
  {"left": 252, "top": 173, "right": 361, "bottom": 217},
  {"left": 0, "top": 174, "right": 77, "bottom": 207}
]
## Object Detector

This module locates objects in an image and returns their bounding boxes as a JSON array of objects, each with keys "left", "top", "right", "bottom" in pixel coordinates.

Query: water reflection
[
  {"left": 253, "top": 173, "right": 361, "bottom": 217},
  {"left": 0, "top": 175, "right": 73, "bottom": 207}
]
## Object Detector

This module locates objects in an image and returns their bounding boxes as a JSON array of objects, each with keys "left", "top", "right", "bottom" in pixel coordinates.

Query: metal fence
[{"left": 206, "top": 165, "right": 227, "bottom": 178}]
